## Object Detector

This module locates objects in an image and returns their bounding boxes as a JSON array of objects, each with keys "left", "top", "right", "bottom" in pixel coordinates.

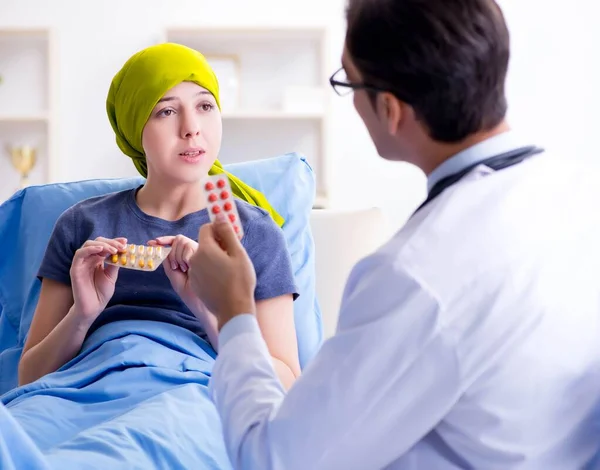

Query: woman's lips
[{"left": 178, "top": 150, "right": 205, "bottom": 163}]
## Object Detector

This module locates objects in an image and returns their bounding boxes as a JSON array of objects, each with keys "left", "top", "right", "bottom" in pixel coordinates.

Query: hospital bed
[{"left": 0, "top": 152, "right": 324, "bottom": 469}]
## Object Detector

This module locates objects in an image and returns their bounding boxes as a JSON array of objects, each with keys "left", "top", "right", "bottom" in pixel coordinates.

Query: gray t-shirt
[{"left": 37, "top": 186, "right": 298, "bottom": 341}]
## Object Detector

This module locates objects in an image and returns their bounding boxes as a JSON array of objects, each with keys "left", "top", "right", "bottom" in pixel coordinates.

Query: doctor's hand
[{"left": 188, "top": 213, "right": 256, "bottom": 330}]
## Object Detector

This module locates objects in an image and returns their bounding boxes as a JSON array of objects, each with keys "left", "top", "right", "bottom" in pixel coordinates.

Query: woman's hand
[
  {"left": 70, "top": 237, "right": 127, "bottom": 324},
  {"left": 148, "top": 235, "right": 206, "bottom": 316},
  {"left": 149, "top": 234, "right": 220, "bottom": 349}
]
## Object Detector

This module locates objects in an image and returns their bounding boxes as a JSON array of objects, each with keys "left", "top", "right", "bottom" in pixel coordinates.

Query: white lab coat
[{"left": 210, "top": 137, "right": 600, "bottom": 469}]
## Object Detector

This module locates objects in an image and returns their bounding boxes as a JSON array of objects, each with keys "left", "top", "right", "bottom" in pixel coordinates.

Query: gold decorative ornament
[{"left": 7, "top": 144, "right": 37, "bottom": 188}]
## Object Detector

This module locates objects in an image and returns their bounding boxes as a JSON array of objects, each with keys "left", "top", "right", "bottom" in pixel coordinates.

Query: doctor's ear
[{"left": 375, "top": 92, "right": 403, "bottom": 136}]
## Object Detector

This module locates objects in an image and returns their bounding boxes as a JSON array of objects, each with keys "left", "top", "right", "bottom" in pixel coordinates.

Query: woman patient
[{"left": 18, "top": 42, "right": 301, "bottom": 390}]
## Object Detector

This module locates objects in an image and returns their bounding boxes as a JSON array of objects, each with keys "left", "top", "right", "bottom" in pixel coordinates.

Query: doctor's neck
[{"left": 415, "top": 120, "right": 511, "bottom": 176}]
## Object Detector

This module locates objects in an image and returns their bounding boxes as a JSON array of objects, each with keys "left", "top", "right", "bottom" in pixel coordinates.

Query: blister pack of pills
[
  {"left": 202, "top": 174, "right": 244, "bottom": 239},
  {"left": 104, "top": 244, "right": 172, "bottom": 271}
]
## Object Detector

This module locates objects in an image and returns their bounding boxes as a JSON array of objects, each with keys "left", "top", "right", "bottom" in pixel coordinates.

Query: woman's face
[{"left": 141, "top": 81, "right": 222, "bottom": 184}]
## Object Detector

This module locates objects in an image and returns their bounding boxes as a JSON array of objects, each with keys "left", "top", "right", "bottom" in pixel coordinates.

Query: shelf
[
  {"left": 165, "top": 25, "right": 330, "bottom": 206},
  {"left": 0, "top": 27, "right": 56, "bottom": 193},
  {"left": 166, "top": 26, "right": 326, "bottom": 43},
  {"left": 0, "top": 32, "right": 50, "bottom": 116},
  {"left": 0, "top": 28, "right": 48, "bottom": 39},
  {"left": 222, "top": 110, "right": 324, "bottom": 120},
  {"left": 0, "top": 113, "right": 48, "bottom": 123}
]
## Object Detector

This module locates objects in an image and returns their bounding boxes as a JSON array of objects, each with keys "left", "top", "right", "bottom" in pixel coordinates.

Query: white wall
[
  {"left": 0, "top": 0, "right": 597, "bottom": 231},
  {"left": 499, "top": 0, "right": 599, "bottom": 163},
  {"left": 0, "top": 0, "right": 426, "bottom": 230}
]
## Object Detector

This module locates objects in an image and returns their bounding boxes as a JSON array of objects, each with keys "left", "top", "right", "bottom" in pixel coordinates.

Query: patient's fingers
[
  {"left": 74, "top": 241, "right": 121, "bottom": 268},
  {"left": 171, "top": 236, "right": 186, "bottom": 271},
  {"left": 147, "top": 236, "right": 179, "bottom": 270},
  {"left": 93, "top": 237, "right": 128, "bottom": 252},
  {"left": 151, "top": 236, "right": 176, "bottom": 246},
  {"left": 180, "top": 244, "right": 196, "bottom": 272},
  {"left": 79, "top": 240, "right": 118, "bottom": 257},
  {"left": 174, "top": 236, "right": 197, "bottom": 272},
  {"left": 181, "top": 243, "right": 195, "bottom": 263},
  {"left": 75, "top": 245, "right": 105, "bottom": 260},
  {"left": 149, "top": 235, "right": 197, "bottom": 272}
]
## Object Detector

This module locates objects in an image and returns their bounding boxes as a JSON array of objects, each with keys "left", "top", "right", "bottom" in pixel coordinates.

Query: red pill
[
  {"left": 234, "top": 225, "right": 240, "bottom": 233},
  {"left": 228, "top": 214, "right": 236, "bottom": 222},
  {"left": 220, "top": 190, "right": 230, "bottom": 200},
  {"left": 224, "top": 202, "right": 233, "bottom": 211},
  {"left": 205, "top": 182, "right": 214, "bottom": 191},
  {"left": 217, "top": 179, "right": 226, "bottom": 188},
  {"left": 208, "top": 193, "right": 218, "bottom": 202},
  {"left": 212, "top": 205, "right": 221, "bottom": 214}
]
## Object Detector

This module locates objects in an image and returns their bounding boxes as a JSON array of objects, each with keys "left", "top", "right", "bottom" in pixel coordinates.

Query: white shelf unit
[
  {"left": 164, "top": 27, "right": 331, "bottom": 207},
  {"left": 0, "top": 28, "right": 57, "bottom": 202}
]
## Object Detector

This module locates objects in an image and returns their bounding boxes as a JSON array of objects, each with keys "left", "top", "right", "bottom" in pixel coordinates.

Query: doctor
[{"left": 189, "top": 0, "right": 600, "bottom": 469}]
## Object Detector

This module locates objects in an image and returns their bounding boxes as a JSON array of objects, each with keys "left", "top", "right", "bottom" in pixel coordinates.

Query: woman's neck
[{"left": 135, "top": 177, "right": 206, "bottom": 221}]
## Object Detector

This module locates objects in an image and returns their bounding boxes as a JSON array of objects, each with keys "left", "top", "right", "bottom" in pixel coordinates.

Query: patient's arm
[
  {"left": 18, "top": 279, "right": 89, "bottom": 386},
  {"left": 256, "top": 294, "right": 301, "bottom": 389}
]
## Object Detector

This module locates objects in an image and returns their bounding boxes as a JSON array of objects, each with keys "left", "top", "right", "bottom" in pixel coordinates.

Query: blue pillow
[{"left": 0, "top": 152, "right": 323, "bottom": 392}]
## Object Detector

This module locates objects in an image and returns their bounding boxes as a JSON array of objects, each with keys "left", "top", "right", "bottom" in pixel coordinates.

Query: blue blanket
[{"left": 0, "top": 320, "right": 233, "bottom": 469}]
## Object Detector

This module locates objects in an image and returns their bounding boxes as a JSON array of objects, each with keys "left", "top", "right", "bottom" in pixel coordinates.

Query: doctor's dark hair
[{"left": 345, "top": 0, "right": 510, "bottom": 142}]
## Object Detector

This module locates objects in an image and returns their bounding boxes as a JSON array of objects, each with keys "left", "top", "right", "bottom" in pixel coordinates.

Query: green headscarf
[{"left": 106, "top": 42, "right": 284, "bottom": 227}]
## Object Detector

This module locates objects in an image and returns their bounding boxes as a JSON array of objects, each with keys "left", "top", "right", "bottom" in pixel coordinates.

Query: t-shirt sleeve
[
  {"left": 37, "top": 206, "right": 80, "bottom": 286},
  {"left": 242, "top": 212, "right": 299, "bottom": 302}
]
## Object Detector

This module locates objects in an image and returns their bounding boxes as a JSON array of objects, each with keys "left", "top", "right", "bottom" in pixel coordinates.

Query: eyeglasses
[{"left": 328, "top": 67, "right": 387, "bottom": 97}]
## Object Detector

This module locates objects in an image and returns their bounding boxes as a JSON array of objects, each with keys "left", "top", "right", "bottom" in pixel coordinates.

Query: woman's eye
[
  {"left": 158, "top": 109, "right": 174, "bottom": 117},
  {"left": 200, "top": 103, "right": 214, "bottom": 112}
]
